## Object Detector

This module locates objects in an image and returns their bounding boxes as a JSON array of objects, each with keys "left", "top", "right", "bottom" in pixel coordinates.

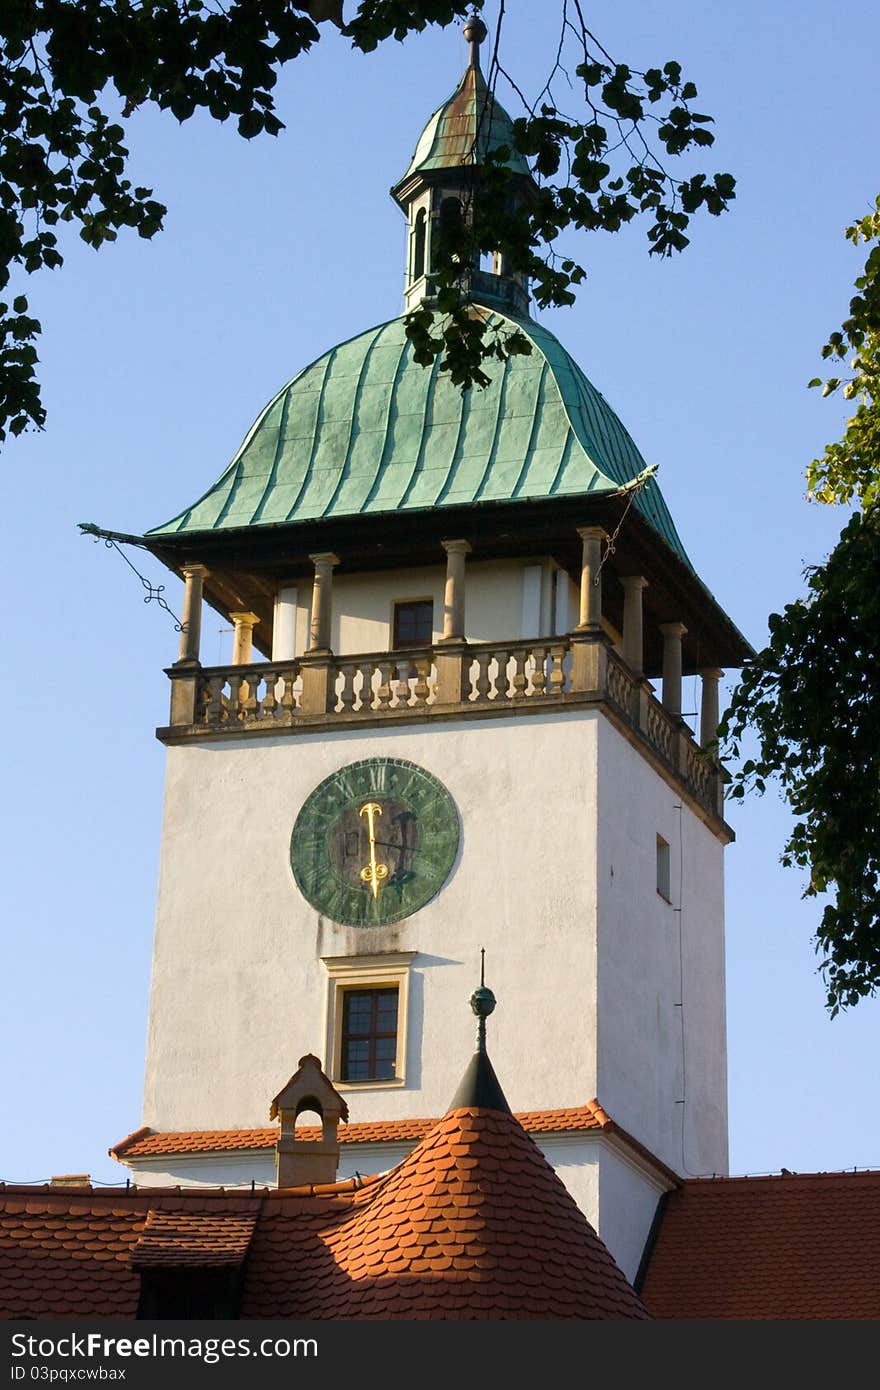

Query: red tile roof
[
  {"left": 130, "top": 1210, "right": 258, "bottom": 1269},
  {"left": 111, "top": 1103, "right": 613, "bottom": 1159},
  {"left": 640, "top": 1169, "right": 880, "bottom": 1320},
  {"left": 0, "top": 1189, "right": 148, "bottom": 1318},
  {"left": 0, "top": 1106, "right": 645, "bottom": 1320},
  {"left": 286, "top": 1105, "right": 648, "bottom": 1320}
]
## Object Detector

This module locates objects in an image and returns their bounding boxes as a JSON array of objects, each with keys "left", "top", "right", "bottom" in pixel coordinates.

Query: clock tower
[{"left": 105, "top": 19, "right": 751, "bottom": 1282}]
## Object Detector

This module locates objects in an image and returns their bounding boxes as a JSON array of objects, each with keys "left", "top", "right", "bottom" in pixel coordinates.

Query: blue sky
[{"left": 1, "top": 1, "right": 878, "bottom": 1185}]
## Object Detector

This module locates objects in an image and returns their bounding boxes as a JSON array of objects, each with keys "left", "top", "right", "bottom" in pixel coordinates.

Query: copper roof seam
[
  {"left": 283, "top": 344, "right": 337, "bottom": 521},
  {"left": 396, "top": 344, "right": 445, "bottom": 510},
  {"left": 321, "top": 324, "right": 387, "bottom": 518},
  {"left": 546, "top": 422, "right": 577, "bottom": 499},
  {"left": 433, "top": 358, "right": 475, "bottom": 506},
  {"left": 471, "top": 346, "right": 512, "bottom": 502},
  {"left": 362, "top": 328, "right": 415, "bottom": 510},
  {"left": 508, "top": 356, "right": 549, "bottom": 499},
  {"left": 211, "top": 454, "right": 246, "bottom": 530},
  {"left": 251, "top": 384, "right": 294, "bottom": 524}
]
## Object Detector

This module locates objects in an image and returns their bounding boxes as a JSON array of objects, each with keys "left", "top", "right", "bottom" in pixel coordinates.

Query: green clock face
[{"left": 290, "top": 757, "right": 459, "bottom": 927}]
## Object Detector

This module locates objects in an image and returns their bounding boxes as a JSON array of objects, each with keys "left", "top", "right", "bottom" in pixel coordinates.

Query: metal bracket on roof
[
  {"left": 596, "top": 463, "right": 658, "bottom": 576},
  {"left": 79, "top": 522, "right": 182, "bottom": 631},
  {"left": 614, "top": 462, "right": 658, "bottom": 495}
]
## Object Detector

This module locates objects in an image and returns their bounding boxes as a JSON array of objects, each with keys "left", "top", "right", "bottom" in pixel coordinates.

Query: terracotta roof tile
[
  {"left": 641, "top": 1170, "right": 880, "bottom": 1320},
  {"left": 130, "top": 1210, "right": 258, "bottom": 1269},
  {"left": 110, "top": 1102, "right": 612, "bottom": 1159},
  {"left": 1, "top": 1104, "right": 646, "bottom": 1321},
  {"left": 286, "top": 1106, "right": 648, "bottom": 1320}
]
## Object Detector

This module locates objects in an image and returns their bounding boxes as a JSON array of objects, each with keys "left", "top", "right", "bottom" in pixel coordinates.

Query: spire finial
[
  {"left": 469, "top": 948, "right": 496, "bottom": 1054},
  {"left": 463, "top": 9, "right": 487, "bottom": 70}
]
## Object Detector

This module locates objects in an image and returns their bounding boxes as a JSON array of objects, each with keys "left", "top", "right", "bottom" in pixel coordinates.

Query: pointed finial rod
[
  {"left": 463, "top": 10, "right": 487, "bottom": 70},
  {"left": 469, "top": 947, "right": 496, "bottom": 1054}
]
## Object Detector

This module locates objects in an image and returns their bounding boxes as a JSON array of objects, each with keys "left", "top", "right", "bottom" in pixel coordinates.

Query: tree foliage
[
  {"left": 408, "top": 5, "right": 735, "bottom": 388},
  {"left": 721, "top": 200, "right": 880, "bottom": 1014},
  {"left": 806, "top": 198, "right": 880, "bottom": 508},
  {"left": 0, "top": 0, "right": 735, "bottom": 442}
]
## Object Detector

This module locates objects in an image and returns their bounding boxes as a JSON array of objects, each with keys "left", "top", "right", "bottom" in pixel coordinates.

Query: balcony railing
[{"left": 163, "top": 633, "right": 724, "bottom": 821}]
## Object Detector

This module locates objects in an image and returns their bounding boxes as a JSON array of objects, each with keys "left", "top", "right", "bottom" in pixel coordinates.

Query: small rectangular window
[
  {"left": 323, "top": 952, "right": 413, "bottom": 1089},
  {"left": 393, "top": 599, "right": 433, "bottom": 649},
  {"left": 656, "top": 834, "right": 671, "bottom": 903},
  {"left": 341, "top": 987, "right": 399, "bottom": 1082}
]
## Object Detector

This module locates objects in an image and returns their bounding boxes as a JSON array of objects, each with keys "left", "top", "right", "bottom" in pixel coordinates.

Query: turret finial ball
[{"left": 463, "top": 14, "right": 488, "bottom": 49}]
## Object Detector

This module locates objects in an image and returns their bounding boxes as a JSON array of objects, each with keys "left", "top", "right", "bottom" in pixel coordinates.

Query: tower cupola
[{"left": 390, "top": 13, "right": 537, "bottom": 317}]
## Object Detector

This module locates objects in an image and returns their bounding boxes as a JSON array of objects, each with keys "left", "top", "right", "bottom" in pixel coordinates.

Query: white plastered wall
[
  {"left": 271, "top": 559, "right": 565, "bottom": 660},
  {"left": 594, "top": 715, "right": 728, "bottom": 1177},
  {"left": 142, "top": 711, "right": 601, "bottom": 1134}
]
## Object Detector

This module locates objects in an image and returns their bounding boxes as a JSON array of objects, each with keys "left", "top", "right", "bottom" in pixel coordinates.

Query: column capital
[
  {"left": 576, "top": 524, "right": 607, "bottom": 543},
  {"left": 698, "top": 665, "right": 724, "bottom": 680},
  {"left": 441, "top": 538, "right": 472, "bottom": 556},
  {"left": 659, "top": 621, "right": 688, "bottom": 640},
  {"left": 179, "top": 561, "right": 210, "bottom": 579},
  {"left": 308, "top": 551, "right": 340, "bottom": 569},
  {"left": 229, "top": 610, "right": 260, "bottom": 626},
  {"left": 621, "top": 573, "right": 649, "bottom": 591}
]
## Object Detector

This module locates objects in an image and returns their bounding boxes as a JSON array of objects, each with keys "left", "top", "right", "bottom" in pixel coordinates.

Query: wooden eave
[{"left": 141, "top": 493, "right": 753, "bottom": 673}]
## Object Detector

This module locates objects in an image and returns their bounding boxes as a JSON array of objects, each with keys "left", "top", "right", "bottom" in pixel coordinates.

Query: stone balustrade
[{"left": 163, "top": 633, "right": 724, "bottom": 821}]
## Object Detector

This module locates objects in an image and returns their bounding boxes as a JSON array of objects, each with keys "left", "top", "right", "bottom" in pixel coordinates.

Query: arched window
[
  {"left": 412, "top": 208, "right": 426, "bottom": 280},
  {"left": 433, "top": 196, "right": 463, "bottom": 270},
  {"left": 438, "top": 196, "right": 462, "bottom": 233}
]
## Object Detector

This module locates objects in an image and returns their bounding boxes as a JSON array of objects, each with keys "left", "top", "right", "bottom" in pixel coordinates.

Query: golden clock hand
[{"left": 358, "top": 801, "right": 389, "bottom": 898}]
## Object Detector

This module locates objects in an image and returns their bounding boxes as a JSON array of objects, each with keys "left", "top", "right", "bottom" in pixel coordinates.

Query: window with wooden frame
[
  {"left": 392, "top": 598, "right": 433, "bottom": 649},
  {"left": 322, "top": 953, "right": 414, "bottom": 1089},
  {"left": 340, "top": 987, "right": 398, "bottom": 1082}
]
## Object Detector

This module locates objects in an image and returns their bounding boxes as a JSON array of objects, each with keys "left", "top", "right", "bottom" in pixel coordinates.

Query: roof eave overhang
[
  {"left": 137, "top": 491, "right": 752, "bottom": 670},
  {"left": 390, "top": 163, "right": 538, "bottom": 213}
]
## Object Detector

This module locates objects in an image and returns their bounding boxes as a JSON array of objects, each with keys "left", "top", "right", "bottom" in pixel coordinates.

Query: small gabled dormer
[{"left": 271, "top": 1053, "right": 349, "bottom": 1189}]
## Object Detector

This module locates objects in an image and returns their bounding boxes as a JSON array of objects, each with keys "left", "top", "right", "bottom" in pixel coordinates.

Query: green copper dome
[
  {"left": 147, "top": 311, "right": 690, "bottom": 567},
  {"left": 395, "top": 60, "right": 530, "bottom": 188}
]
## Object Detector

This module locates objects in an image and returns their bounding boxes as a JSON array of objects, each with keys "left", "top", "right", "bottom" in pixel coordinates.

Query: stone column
[
  {"left": 700, "top": 667, "right": 723, "bottom": 753},
  {"left": 176, "top": 563, "right": 209, "bottom": 665},
  {"left": 621, "top": 575, "right": 648, "bottom": 678},
  {"left": 576, "top": 527, "right": 605, "bottom": 630},
  {"left": 230, "top": 611, "right": 259, "bottom": 666},
  {"left": 307, "top": 552, "right": 339, "bottom": 654},
  {"left": 440, "top": 539, "right": 471, "bottom": 642},
  {"left": 659, "top": 621, "right": 687, "bottom": 719}
]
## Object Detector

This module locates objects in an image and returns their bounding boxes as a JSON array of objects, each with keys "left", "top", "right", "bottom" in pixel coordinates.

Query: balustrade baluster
[
  {"left": 280, "top": 670, "right": 298, "bottom": 718},
  {"left": 226, "top": 673, "right": 244, "bottom": 720},
  {"left": 240, "top": 672, "right": 258, "bottom": 720},
  {"left": 548, "top": 644, "right": 566, "bottom": 696},
  {"left": 492, "top": 652, "right": 510, "bottom": 700},
  {"left": 528, "top": 647, "right": 547, "bottom": 697},
  {"left": 413, "top": 656, "right": 431, "bottom": 706},
  {"left": 389, "top": 658, "right": 405, "bottom": 708},
  {"left": 395, "top": 657, "right": 414, "bottom": 707},
  {"left": 204, "top": 675, "right": 225, "bottom": 725},
  {"left": 376, "top": 659, "right": 390, "bottom": 709},
  {"left": 511, "top": 649, "right": 528, "bottom": 698},
  {"left": 260, "top": 670, "right": 277, "bottom": 719},
  {"left": 473, "top": 652, "right": 492, "bottom": 702},
  {"left": 336, "top": 664, "right": 356, "bottom": 714}
]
